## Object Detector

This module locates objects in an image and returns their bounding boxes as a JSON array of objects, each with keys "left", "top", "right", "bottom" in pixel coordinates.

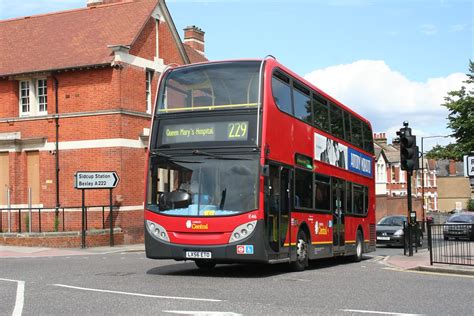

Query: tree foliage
[{"left": 426, "top": 60, "right": 474, "bottom": 160}]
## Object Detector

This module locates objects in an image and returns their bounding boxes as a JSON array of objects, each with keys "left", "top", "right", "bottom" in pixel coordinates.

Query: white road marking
[
  {"left": 51, "top": 284, "right": 223, "bottom": 302},
  {"left": 164, "top": 311, "right": 241, "bottom": 316},
  {"left": 340, "top": 309, "right": 423, "bottom": 315},
  {"left": 0, "top": 278, "right": 25, "bottom": 316}
]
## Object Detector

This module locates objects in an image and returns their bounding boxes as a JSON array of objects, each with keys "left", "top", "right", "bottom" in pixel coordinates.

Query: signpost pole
[
  {"left": 109, "top": 188, "right": 114, "bottom": 247},
  {"left": 81, "top": 189, "right": 86, "bottom": 249}
]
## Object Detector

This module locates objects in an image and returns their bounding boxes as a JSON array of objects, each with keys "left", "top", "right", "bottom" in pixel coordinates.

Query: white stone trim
[
  {"left": 184, "top": 38, "right": 204, "bottom": 45},
  {"left": 1, "top": 138, "right": 147, "bottom": 153},
  {"left": 0, "top": 205, "right": 144, "bottom": 213},
  {"left": 113, "top": 50, "right": 165, "bottom": 72}
]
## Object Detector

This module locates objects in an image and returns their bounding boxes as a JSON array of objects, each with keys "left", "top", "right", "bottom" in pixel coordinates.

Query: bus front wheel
[
  {"left": 195, "top": 260, "right": 216, "bottom": 270},
  {"left": 350, "top": 230, "right": 363, "bottom": 262},
  {"left": 290, "top": 230, "right": 309, "bottom": 272}
]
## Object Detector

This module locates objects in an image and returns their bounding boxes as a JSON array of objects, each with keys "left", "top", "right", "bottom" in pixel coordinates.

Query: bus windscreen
[{"left": 158, "top": 61, "right": 261, "bottom": 113}]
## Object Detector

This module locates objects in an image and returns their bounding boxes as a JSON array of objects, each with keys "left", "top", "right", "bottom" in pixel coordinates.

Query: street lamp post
[{"left": 421, "top": 135, "right": 449, "bottom": 226}]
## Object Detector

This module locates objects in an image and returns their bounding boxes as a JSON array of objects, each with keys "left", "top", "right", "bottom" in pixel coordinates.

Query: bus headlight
[
  {"left": 146, "top": 220, "right": 170, "bottom": 242},
  {"left": 229, "top": 220, "right": 257, "bottom": 243}
]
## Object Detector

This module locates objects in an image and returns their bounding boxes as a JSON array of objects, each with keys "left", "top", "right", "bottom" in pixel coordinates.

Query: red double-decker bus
[{"left": 145, "top": 57, "right": 376, "bottom": 271}]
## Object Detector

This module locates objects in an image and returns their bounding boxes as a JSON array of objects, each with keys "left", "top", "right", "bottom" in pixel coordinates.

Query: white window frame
[
  {"left": 37, "top": 79, "right": 48, "bottom": 114},
  {"left": 19, "top": 81, "right": 30, "bottom": 115},
  {"left": 19, "top": 78, "right": 47, "bottom": 117},
  {"left": 146, "top": 70, "right": 153, "bottom": 114}
]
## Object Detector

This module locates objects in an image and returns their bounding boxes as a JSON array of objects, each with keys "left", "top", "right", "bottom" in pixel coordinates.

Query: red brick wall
[
  {"left": 130, "top": 17, "right": 156, "bottom": 61},
  {"left": 376, "top": 195, "right": 423, "bottom": 222},
  {"left": 0, "top": 79, "right": 18, "bottom": 117},
  {"left": 159, "top": 20, "right": 185, "bottom": 65}
]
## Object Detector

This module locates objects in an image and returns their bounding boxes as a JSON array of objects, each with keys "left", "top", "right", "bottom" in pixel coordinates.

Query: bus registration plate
[{"left": 185, "top": 251, "right": 212, "bottom": 259}]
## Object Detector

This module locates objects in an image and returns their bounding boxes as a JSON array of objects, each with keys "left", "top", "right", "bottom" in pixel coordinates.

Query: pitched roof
[
  {"left": 0, "top": 0, "right": 160, "bottom": 76},
  {"left": 184, "top": 45, "right": 208, "bottom": 63}
]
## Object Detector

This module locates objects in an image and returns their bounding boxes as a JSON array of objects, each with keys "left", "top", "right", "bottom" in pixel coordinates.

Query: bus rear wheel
[
  {"left": 195, "top": 259, "right": 216, "bottom": 270},
  {"left": 290, "top": 230, "right": 309, "bottom": 272}
]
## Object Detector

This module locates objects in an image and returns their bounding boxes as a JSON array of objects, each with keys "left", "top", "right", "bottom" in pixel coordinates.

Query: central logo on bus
[{"left": 186, "top": 220, "right": 208, "bottom": 230}]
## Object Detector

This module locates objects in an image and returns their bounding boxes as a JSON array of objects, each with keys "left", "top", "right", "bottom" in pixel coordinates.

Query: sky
[{"left": 1, "top": 0, "right": 472, "bottom": 150}]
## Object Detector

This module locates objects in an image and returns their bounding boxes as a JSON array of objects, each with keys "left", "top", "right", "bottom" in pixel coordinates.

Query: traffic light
[{"left": 399, "top": 132, "right": 419, "bottom": 171}]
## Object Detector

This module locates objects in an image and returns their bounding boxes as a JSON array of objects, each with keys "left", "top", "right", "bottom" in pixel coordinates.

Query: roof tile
[{"left": 0, "top": 0, "right": 158, "bottom": 76}]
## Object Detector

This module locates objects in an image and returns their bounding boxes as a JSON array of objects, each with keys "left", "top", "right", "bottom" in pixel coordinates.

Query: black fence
[
  {"left": 428, "top": 223, "right": 474, "bottom": 266},
  {"left": 0, "top": 205, "right": 118, "bottom": 234}
]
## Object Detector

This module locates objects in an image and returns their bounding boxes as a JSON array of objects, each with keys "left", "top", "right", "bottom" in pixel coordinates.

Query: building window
[
  {"left": 19, "top": 79, "right": 47, "bottom": 116},
  {"left": 146, "top": 71, "right": 153, "bottom": 114},
  {"left": 38, "top": 79, "right": 47, "bottom": 113},
  {"left": 20, "top": 81, "right": 30, "bottom": 114}
]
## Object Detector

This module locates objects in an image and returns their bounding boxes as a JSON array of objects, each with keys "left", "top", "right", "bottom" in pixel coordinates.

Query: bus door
[
  {"left": 265, "top": 164, "right": 291, "bottom": 257},
  {"left": 332, "top": 178, "right": 345, "bottom": 254}
]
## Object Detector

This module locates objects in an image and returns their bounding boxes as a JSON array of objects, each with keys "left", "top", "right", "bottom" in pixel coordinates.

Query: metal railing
[
  {"left": 0, "top": 205, "right": 119, "bottom": 234},
  {"left": 428, "top": 223, "right": 474, "bottom": 266}
]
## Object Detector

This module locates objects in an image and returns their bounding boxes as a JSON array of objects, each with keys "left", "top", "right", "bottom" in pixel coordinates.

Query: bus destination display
[{"left": 161, "top": 121, "right": 249, "bottom": 144}]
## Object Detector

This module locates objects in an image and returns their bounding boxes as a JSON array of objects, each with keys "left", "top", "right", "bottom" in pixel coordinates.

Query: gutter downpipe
[{"left": 53, "top": 76, "right": 60, "bottom": 231}]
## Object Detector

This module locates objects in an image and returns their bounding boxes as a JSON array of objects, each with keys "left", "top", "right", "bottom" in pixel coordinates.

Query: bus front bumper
[{"left": 145, "top": 220, "right": 269, "bottom": 263}]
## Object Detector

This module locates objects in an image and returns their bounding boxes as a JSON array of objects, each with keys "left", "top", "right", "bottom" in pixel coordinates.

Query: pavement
[
  {"left": 0, "top": 244, "right": 145, "bottom": 258},
  {"left": 1, "top": 243, "right": 474, "bottom": 276},
  {"left": 381, "top": 248, "right": 474, "bottom": 276}
]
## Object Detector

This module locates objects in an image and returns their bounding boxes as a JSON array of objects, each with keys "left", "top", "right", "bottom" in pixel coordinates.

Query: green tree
[{"left": 426, "top": 60, "right": 474, "bottom": 160}]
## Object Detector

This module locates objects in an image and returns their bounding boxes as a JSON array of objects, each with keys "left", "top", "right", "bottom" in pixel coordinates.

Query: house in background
[
  {"left": 373, "top": 133, "right": 426, "bottom": 221},
  {"left": 436, "top": 160, "right": 471, "bottom": 212},
  {"left": 0, "top": 0, "right": 207, "bottom": 244}
]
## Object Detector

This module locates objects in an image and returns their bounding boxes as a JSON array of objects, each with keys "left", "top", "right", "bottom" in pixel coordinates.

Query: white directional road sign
[
  {"left": 464, "top": 155, "right": 474, "bottom": 177},
  {"left": 75, "top": 171, "right": 120, "bottom": 189}
]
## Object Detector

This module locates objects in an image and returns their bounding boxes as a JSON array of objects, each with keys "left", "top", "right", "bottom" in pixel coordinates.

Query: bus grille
[{"left": 369, "top": 224, "right": 376, "bottom": 246}]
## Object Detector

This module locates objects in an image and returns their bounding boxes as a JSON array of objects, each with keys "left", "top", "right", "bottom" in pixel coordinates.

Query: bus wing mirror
[{"left": 262, "top": 164, "right": 270, "bottom": 177}]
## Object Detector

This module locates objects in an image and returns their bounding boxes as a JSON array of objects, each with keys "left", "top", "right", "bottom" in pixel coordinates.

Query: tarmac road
[{"left": 1, "top": 249, "right": 473, "bottom": 315}]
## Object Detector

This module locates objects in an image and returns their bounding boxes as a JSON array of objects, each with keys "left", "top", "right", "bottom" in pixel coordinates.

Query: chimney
[
  {"left": 183, "top": 26, "right": 205, "bottom": 55},
  {"left": 448, "top": 159, "right": 456, "bottom": 176},
  {"left": 373, "top": 132, "right": 387, "bottom": 145},
  {"left": 87, "top": 0, "right": 103, "bottom": 6}
]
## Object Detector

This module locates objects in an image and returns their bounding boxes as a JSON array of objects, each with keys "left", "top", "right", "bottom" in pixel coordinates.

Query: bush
[{"left": 469, "top": 199, "right": 474, "bottom": 212}]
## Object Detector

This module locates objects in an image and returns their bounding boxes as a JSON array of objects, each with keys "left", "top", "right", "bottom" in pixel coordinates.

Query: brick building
[
  {"left": 0, "top": 0, "right": 207, "bottom": 244},
  {"left": 436, "top": 160, "right": 471, "bottom": 212}
]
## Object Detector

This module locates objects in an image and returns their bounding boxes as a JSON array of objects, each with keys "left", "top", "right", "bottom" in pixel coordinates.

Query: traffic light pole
[
  {"left": 397, "top": 121, "right": 419, "bottom": 257},
  {"left": 407, "top": 170, "right": 413, "bottom": 256}
]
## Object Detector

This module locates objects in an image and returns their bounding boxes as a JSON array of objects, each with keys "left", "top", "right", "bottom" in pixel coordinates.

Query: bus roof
[{"left": 163, "top": 58, "right": 372, "bottom": 129}]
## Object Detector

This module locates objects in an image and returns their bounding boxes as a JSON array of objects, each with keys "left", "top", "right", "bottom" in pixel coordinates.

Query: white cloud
[
  {"left": 421, "top": 24, "right": 437, "bottom": 35},
  {"left": 450, "top": 24, "right": 466, "bottom": 32},
  {"left": 303, "top": 60, "right": 465, "bottom": 145}
]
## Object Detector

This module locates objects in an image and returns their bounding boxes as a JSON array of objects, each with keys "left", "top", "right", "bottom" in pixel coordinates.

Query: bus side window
[
  {"left": 351, "top": 116, "right": 363, "bottom": 149},
  {"left": 293, "top": 82, "right": 311, "bottom": 123},
  {"left": 315, "top": 174, "right": 331, "bottom": 211},
  {"left": 362, "top": 123, "right": 374, "bottom": 153},
  {"left": 329, "top": 103, "right": 344, "bottom": 140},
  {"left": 344, "top": 111, "right": 351, "bottom": 143},
  {"left": 353, "top": 184, "right": 364, "bottom": 215},
  {"left": 346, "top": 182, "right": 353, "bottom": 214},
  {"left": 312, "top": 93, "right": 329, "bottom": 132},
  {"left": 272, "top": 72, "right": 293, "bottom": 115},
  {"left": 294, "top": 168, "right": 313, "bottom": 209}
]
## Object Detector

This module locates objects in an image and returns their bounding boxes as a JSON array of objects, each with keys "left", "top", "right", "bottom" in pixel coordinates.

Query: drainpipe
[{"left": 53, "top": 76, "right": 60, "bottom": 230}]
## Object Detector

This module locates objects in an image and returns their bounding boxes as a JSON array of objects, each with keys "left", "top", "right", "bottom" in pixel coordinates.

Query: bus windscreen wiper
[
  {"left": 150, "top": 151, "right": 198, "bottom": 163},
  {"left": 192, "top": 150, "right": 250, "bottom": 160}
]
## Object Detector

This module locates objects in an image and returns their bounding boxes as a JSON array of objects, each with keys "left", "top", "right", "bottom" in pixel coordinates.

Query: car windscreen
[
  {"left": 377, "top": 216, "right": 405, "bottom": 226},
  {"left": 447, "top": 215, "right": 474, "bottom": 223}
]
